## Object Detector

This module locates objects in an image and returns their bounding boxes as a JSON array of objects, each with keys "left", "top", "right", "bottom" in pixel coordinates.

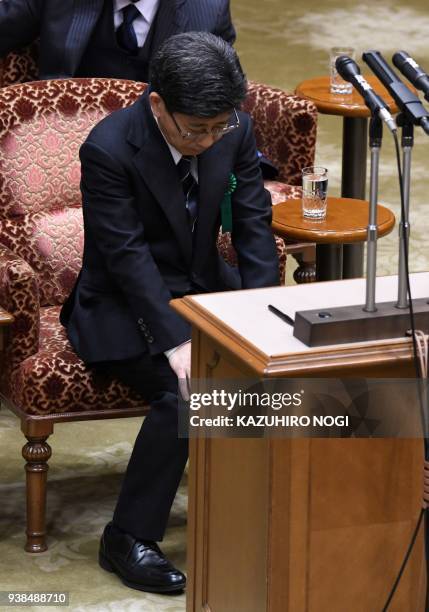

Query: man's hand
[{"left": 167, "top": 341, "right": 191, "bottom": 400}]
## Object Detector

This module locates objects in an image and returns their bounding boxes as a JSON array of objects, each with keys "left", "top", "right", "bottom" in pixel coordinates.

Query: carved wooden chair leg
[{"left": 21, "top": 421, "right": 54, "bottom": 553}]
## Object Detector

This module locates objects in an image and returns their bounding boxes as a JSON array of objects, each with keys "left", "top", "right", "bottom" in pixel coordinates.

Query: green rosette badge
[{"left": 220, "top": 172, "right": 237, "bottom": 233}]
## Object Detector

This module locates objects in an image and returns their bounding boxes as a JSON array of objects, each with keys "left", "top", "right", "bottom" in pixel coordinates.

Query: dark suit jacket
[
  {"left": 60, "top": 92, "right": 279, "bottom": 365},
  {"left": 0, "top": 0, "right": 235, "bottom": 79}
]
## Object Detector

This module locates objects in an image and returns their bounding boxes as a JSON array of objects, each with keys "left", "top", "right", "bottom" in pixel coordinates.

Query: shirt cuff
[{"left": 164, "top": 340, "right": 191, "bottom": 359}]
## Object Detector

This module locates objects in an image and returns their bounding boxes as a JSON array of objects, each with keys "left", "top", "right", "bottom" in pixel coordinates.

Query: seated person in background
[
  {"left": 0, "top": 0, "right": 235, "bottom": 81},
  {"left": 60, "top": 31, "right": 279, "bottom": 595}
]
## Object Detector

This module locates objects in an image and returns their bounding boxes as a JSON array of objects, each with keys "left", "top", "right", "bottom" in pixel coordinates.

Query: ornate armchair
[
  {"left": 0, "top": 46, "right": 318, "bottom": 283},
  {"left": 0, "top": 77, "right": 287, "bottom": 552}
]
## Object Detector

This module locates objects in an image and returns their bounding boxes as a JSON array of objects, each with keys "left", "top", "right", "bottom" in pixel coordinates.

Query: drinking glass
[
  {"left": 302, "top": 166, "right": 328, "bottom": 219},
  {"left": 330, "top": 47, "right": 355, "bottom": 94}
]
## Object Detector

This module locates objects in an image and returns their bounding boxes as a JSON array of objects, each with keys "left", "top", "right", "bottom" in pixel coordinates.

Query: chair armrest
[
  {"left": 244, "top": 81, "right": 318, "bottom": 186},
  {"left": 217, "top": 232, "right": 287, "bottom": 285},
  {"left": 265, "top": 181, "right": 302, "bottom": 205},
  {"left": 0, "top": 244, "right": 40, "bottom": 365}
]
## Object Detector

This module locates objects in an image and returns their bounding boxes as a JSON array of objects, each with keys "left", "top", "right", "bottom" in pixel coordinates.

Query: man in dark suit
[
  {"left": 0, "top": 0, "right": 235, "bottom": 81},
  {"left": 60, "top": 32, "right": 279, "bottom": 594}
]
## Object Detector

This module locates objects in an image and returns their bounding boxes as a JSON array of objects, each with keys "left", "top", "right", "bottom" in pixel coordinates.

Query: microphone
[
  {"left": 392, "top": 51, "right": 429, "bottom": 102},
  {"left": 363, "top": 50, "right": 429, "bottom": 135},
  {"left": 335, "top": 56, "right": 397, "bottom": 133}
]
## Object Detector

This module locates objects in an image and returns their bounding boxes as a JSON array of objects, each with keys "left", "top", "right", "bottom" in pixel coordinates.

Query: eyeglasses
[{"left": 169, "top": 108, "right": 240, "bottom": 141}]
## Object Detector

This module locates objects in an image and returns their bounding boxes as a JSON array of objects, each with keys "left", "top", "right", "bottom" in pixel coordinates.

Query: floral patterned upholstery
[
  {"left": 244, "top": 81, "right": 317, "bottom": 186},
  {"left": 0, "top": 78, "right": 150, "bottom": 416},
  {"left": 265, "top": 181, "right": 302, "bottom": 205},
  {"left": 0, "top": 46, "right": 317, "bottom": 191},
  {"left": 0, "top": 77, "right": 292, "bottom": 417},
  {"left": 0, "top": 44, "right": 39, "bottom": 89},
  {"left": 3, "top": 307, "right": 143, "bottom": 417},
  {"left": 0, "top": 79, "right": 148, "bottom": 308},
  {"left": 0, "top": 46, "right": 316, "bottom": 205},
  {"left": 0, "top": 243, "right": 40, "bottom": 368},
  {"left": 0, "top": 209, "right": 84, "bottom": 307}
]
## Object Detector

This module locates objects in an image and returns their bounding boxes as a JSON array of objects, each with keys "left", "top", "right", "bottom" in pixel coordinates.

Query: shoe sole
[{"left": 99, "top": 550, "right": 186, "bottom": 594}]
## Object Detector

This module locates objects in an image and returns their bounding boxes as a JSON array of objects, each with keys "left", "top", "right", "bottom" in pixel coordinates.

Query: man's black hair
[{"left": 149, "top": 31, "right": 247, "bottom": 117}]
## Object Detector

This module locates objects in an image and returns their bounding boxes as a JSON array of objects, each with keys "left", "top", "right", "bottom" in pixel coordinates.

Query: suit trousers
[{"left": 94, "top": 353, "right": 188, "bottom": 541}]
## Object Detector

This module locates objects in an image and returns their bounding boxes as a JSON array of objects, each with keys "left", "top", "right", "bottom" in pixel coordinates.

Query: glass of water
[
  {"left": 301, "top": 166, "right": 328, "bottom": 220},
  {"left": 330, "top": 47, "right": 355, "bottom": 94}
]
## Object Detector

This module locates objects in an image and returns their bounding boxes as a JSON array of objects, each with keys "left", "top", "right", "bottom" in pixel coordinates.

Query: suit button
[
  {"left": 147, "top": 336, "right": 154, "bottom": 343},
  {"left": 137, "top": 318, "right": 144, "bottom": 325}
]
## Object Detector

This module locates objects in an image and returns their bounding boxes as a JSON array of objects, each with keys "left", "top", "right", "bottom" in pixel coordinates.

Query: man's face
[{"left": 150, "top": 92, "right": 233, "bottom": 157}]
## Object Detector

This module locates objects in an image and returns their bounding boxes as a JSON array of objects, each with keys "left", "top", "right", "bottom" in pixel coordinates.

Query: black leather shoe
[{"left": 99, "top": 522, "right": 186, "bottom": 593}]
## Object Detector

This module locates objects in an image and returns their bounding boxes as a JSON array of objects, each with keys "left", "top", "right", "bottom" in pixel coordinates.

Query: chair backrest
[
  {"left": 0, "top": 44, "right": 39, "bottom": 88},
  {"left": 0, "top": 47, "right": 317, "bottom": 183},
  {"left": 0, "top": 76, "right": 304, "bottom": 312},
  {"left": 0, "top": 46, "right": 317, "bottom": 185},
  {"left": 244, "top": 81, "right": 317, "bottom": 185},
  {"left": 0, "top": 78, "right": 147, "bottom": 307}
]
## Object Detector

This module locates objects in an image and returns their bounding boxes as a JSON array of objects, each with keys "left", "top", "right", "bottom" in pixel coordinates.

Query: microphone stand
[
  {"left": 293, "top": 69, "right": 429, "bottom": 349},
  {"left": 396, "top": 114, "right": 413, "bottom": 309},
  {"left": 364, "top": 116, "right": 382, "bottom": 313},
  {"left": 390, "top": 112, "right": 429, "bottom": 612}
]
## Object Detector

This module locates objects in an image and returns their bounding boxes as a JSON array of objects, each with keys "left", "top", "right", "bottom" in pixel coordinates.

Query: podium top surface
[{"left": 172, "top": 273, "right": 429, "bottom": 375}]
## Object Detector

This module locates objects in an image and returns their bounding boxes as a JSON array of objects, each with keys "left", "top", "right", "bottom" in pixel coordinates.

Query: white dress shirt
[{"left": 114, "top": 0, "right": 161, "bottom": 47}]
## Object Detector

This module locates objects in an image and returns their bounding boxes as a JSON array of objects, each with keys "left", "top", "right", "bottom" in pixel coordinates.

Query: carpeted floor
[{"left": 0, "top": 408, "right": 187, "bottom": 612}]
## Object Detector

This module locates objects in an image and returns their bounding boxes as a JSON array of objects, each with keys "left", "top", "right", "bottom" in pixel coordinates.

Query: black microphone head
[
  {"left": 362, "top": 50, "right": 399, "bottom": 85},
  {"left": 335, "top": 55, "right": 360, "bottom": 81},
  {"left": 392, "top": 51, "right": 410, "bottom": 71}
]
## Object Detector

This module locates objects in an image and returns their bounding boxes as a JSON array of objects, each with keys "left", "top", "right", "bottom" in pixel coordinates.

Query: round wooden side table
[
  {"left": 295, "top": 75, "right": 402, "bottom": 279},
  {"left": 272, "top": 197, "right": 396, "bottom": 281}
]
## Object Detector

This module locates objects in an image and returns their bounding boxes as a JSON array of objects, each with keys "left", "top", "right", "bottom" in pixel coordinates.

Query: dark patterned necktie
[
  {"left": 177, "top": 156, "right": 198, "bottom": 231},
  {"left": 117, "top": 4, "right": 140, "bottom": 53}
]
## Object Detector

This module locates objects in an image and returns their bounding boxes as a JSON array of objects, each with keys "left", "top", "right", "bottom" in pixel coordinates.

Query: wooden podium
[{"left": 172, "top": 274, "right": 427, "bottom": 612}]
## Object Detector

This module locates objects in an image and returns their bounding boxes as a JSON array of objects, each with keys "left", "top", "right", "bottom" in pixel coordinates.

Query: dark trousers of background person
[{"left": 95, "top": 353, "right": 188, "bottom": 542}]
